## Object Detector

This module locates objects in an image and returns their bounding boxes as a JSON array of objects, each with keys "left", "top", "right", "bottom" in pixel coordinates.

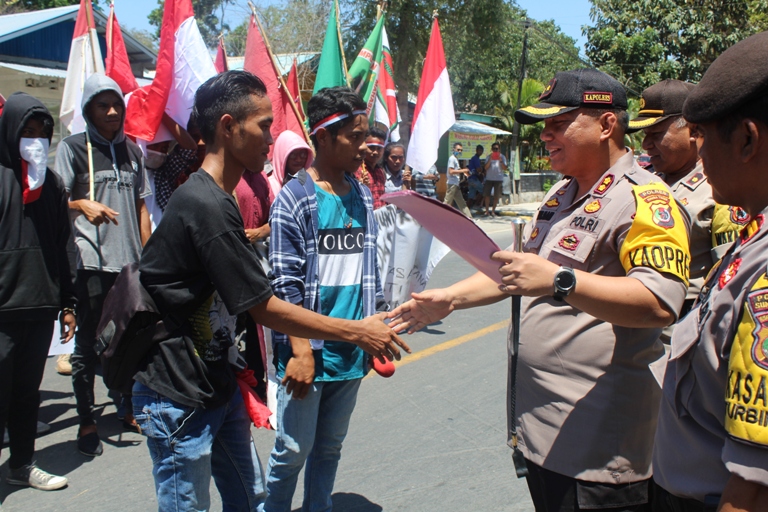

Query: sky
[{"left": 114, "top": 0, "right": 593, "bottom": 53}]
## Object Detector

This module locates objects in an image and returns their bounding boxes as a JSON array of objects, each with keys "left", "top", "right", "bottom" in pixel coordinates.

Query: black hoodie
[{"left": 0, "top": 92, "right": 76, "bottom": 321}]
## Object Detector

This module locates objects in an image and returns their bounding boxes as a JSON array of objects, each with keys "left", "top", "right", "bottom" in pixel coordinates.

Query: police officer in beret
[
  {"left": 629, "top": 80, "right": 748, "bottom": 342},
  {"left": 390, "top": 68, "right": 691, "bottom": 512},
  {"left": 652, "top": 31, "right": 768, "bottom": 512}
]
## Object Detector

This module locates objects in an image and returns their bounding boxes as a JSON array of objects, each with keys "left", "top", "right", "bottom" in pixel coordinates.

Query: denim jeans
[
  {"left": 132, "top": 381, "right": 266, "bottom": 511},
  {"left": 262, "top": 379, "right": 362, "bottom": 512}
]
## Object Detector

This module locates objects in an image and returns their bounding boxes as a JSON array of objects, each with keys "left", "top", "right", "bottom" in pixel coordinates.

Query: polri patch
[
  {"left": 558, "top": 233, "right": 580, "bottom": 251},
  {"left": 593, "top": 174, "right": 614, "bottom": 195},
  {"left": 719, "top": 258, "right": 742, "bottom": 289},
  {"left": 582, "top": 91, "right": 613, "bottom": 104}
]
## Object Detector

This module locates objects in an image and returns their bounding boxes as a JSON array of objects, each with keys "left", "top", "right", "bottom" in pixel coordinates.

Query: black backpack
[{"left": 94, "top": 263, "right": 184, "bottom": 394}]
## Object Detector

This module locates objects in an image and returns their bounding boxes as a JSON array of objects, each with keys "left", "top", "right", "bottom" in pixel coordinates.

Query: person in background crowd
[
  {"left": 411, "top": 164, "right": 439, "bottom": 199},
  {"left": 354, "top": 127, "right": 387, "bottom": 208},
  {"left": 468, "top": 144, "right": 485, "bottom": 178},
  {"left": 443, "top": 142, "right": 473, "bottom": 218},
  {"left": 142, "top": 113, "right": 199, "bottom": 230},
  {"left": 54, "top": 73, "right": 151, "bottom": 457},
  {"left": 651, "top": 31, "right": 768, "bottom": 512},
  {"left": 482, "top": 142, "right": 508, "bottom": 216},
  {"left": 263, "top": 86, "right": 396, "bottom": 512},
  {"left": 392, "top": 69, "right": 691, "bottom": 512},
  {"left": 629, "top": 79, "right": 747, "bottom": 343},
  {"left": 0, "top": 93, "right": 76, "bottom": 491},
  {"left": 268, "top": 130, "right": 313, "bottom": 199},
  {"left": 133, "top": 71, "right": 408, "bottom": 511},
  {"left": 382, "top": 141, "right": 409, "bottom": 193}
]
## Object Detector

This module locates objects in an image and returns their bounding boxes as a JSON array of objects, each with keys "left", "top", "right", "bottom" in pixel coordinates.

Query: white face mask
[
  {"left": 145, "top": 149, "right": 167, "bottom": 169},
  {"left": 19, "top": 137, "right": 49, "bottom": 190}
]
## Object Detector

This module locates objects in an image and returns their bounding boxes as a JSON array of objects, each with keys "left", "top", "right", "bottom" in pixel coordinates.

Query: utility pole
[{"left": 510, "top": 18, "right": 532, "bottom": 202}]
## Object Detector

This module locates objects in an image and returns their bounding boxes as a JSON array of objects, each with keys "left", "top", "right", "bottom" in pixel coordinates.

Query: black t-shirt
[{"left": 136, "top": 170, "right": 273, "bottom": 409}]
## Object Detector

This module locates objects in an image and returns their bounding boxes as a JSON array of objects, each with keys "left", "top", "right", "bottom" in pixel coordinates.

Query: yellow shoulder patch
[
  {"left": 619, "top": 183, "right": 690, "bottom": 284},
  {"left": 726, "top": 273, "right": 768, "bottom": 444},
  {"left": 712, "top": 204, "right": 750, "bottom": 248}
]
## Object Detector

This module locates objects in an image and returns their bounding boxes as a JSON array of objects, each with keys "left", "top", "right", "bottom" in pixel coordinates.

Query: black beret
[
  {"left": 684, "top": 31, "right": 768, "bottom": 123},
  {"left": 515, "top": 68, "right": 628, "bottom": 125}
]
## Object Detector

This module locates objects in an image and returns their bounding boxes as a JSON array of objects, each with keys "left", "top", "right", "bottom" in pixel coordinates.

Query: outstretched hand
[
  {"left": 355, "top": 313, "right": 411, "bottom": 362},
  {"left": 388, "top": 289, "right": 455, "bottom": 334}
]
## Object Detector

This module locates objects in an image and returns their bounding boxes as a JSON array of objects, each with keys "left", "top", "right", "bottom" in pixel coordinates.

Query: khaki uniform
[
  {"left": 658, "top": 163, "right": 747, "bottom": 341},
  {"left": 516, "top": 151, "right": 689, "bottom": 483},
  {"left": 654, "top": 211, "right": 768, "bottom": 502}
]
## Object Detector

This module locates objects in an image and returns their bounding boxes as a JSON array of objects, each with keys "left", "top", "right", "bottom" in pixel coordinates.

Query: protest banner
[
  {"left": 374, "top": 204, "right": 450, "bottom": 309},
  {"left": 448, "top": 130, "right": 495, "bottom": 158}
]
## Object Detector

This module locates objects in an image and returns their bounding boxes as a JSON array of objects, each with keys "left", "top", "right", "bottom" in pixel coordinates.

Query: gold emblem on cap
[{"left": 640, "top": 98, "right": 646, "bottom": 110}]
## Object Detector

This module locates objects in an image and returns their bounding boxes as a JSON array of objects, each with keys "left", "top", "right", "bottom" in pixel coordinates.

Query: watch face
[{"left": 556, "top": 271, "right": 575, "bottom": 290}]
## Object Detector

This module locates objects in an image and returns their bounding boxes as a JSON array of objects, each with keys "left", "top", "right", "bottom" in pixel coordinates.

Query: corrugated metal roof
[
  {"left": 0, "top": 62, "right": 152, "bottom": 86},
  {"left": 0, "top": 6, "right": 79, "bottom": 44},
  {"left": 226, "top": 52, "right": 318, "bottom": 75},
  {"left": 449, "top": 120, "right": 511, "bottom": 136}
]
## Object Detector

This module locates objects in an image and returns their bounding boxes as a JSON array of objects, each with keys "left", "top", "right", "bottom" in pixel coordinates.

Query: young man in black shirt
[{"left": 134, "top": 71, "right": 409, "bottom": 511}]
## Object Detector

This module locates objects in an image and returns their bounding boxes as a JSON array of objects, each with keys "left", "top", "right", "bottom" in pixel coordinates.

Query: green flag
[
  {"left": 348, "top": 15, "right": 385, "bottom": 116},
  {"left": 313, "top": 1, "right": 348, "bottom": 94}
]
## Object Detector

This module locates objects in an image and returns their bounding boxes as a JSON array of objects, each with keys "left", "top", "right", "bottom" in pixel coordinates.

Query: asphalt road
[{"left": 0, "top": 215, "right": 534, "bottom": 512}]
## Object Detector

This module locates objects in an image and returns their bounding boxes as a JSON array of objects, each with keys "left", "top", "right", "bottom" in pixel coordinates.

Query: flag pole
[
  {"left": 85, "top": 0, "right": 101, "bottom": 73},
  {"left": 248, "top": 2, "right": 312, "bottom": 144},
  {"left": 334, "top": 0, "right": 350, "bottom": 86}
]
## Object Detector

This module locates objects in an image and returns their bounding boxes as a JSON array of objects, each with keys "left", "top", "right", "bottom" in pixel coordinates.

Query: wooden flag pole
[
  {"left": 334, "top": 0, "right": 350, "bottom": 86},
  {"left": 248, "top": 2, "right": 312, "bottom": 144}
]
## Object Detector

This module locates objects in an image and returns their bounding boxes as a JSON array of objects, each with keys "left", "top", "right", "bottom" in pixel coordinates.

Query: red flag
[
  {"left": 125, "top": 0, "right": 215, "bottom": 141},
  {"left": 106, "top": 3, "right": 139, "bottom": 94},
  {"left": 243, "top": 15, "right": 306, "bottom": 151},
  {"left": 286, "top": 58, "right": 305, "bottom": 122},
  {"left": 214, "top": 38, "right": 228, "bottom": 74}
]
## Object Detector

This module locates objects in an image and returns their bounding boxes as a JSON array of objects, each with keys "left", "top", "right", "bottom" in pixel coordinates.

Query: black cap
[
  {"left": 627, "top": 80, "right": 695, "bottom": 132},
  {"left": 514, "top": 68, "right": 628, "bottom": 125},
  {"left": 684, "top": 31, "right": 768, "bottom": 123}
]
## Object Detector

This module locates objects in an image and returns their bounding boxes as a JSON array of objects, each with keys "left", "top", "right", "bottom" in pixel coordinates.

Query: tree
[
  {"left": 126, "top": 27, "right": 158, "bottom": 53},
  {"left": 584, "top": 0, "right": 768, "bottom": 90},
  {"left": 1, "top": 0, "right": 99, "bottom": 14},
  {"left": 148, "top": 0, "right": 232, "bottom": 48}
]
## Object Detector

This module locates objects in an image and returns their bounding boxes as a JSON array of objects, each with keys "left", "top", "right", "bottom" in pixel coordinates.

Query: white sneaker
[{"left": 7, "top": 464, "right": 68, "bottom": 491}]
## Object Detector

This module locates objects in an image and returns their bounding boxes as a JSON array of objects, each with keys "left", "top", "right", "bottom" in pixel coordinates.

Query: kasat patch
[
  {"left": 719, "top": 258, "right": 742, "bottom": 289},
  {"left": 584, "top": 199, "right": 602, "bottom": 214},
  {"left": 725, "top": 274, "right": 768, "bottom": 446},
  {"left": 545, "top": 198, "right": 560, "bottom": 208},
  {"left": 558, "top": 233, "right": 580, "bottom": 251},
  {"left": 593, "top": 174, "right": 614, "bottom": 195},
  {"left": 582, "top": 91, "right": 613, "bottom": 104},
  {"left": 730, "top": 206, "right": 750, "bottom": 226},
  {"left": 540, "top": 78, "right": 556, "bottom": 100}
]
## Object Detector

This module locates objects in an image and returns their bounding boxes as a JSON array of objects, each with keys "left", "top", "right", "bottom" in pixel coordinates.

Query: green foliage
[
  {"left": 1, "top": 0, "right": 99, "bottom": 14},
  {"left": 494, "top": 77, "right": 546, "bottom": 165},
  {"left": 585, "top": 0, "right": 768, "bottom": 90},
  {"left": 542, "top": 176, "right": 555, "bottom": 190},
  {"left": 148, "top": 0, "right": 231, "bottom": 48}
]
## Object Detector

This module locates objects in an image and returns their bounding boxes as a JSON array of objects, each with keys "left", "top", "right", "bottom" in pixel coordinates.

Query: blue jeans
[
  {"left": 262, "top": 379, "right": 362, "bottom": 512},
  {"left": 132, "top": 381, "right": 266, "bottom": 511}
]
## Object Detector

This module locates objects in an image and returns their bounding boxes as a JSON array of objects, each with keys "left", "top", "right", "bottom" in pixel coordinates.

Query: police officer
[
  {"left": 390, "top": 69, "right": 691, "bottom": 512},
  {"left": 652, "top": 31, "right": 768, "bottom": 512},
  {"left": 629, "top": 80, "right": 748, "bottom": 341}
]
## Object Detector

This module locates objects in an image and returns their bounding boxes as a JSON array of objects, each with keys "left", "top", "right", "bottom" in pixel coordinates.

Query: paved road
[{"left": 0, "top": 216, "right": 534, "bottom": 511}]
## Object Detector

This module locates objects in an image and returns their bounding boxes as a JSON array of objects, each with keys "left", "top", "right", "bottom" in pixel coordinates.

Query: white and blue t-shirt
[{"left": 276, "top": 183, "right": 368, "bottom": 380}]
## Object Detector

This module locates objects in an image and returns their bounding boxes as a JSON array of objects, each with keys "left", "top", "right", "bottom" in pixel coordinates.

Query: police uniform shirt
[
  {"left": 654, "top": 212, "right": 768, "bottom": 502},
  {"left": 661, "top": 162, "right": 747, "bottom": 300},
  {"left": 516, "top": 151, "right": 689, "bottom": 484}
]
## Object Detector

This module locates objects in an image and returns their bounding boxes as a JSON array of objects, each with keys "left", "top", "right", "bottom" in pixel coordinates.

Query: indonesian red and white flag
[
  {"left": 214, "top": 38, "right": 228, "bottom": 74},
  {"left": 406, "top": 17, "right": 455, "bottom": 173},
  {"left": 124, "top": 0, "right": 215, "bottom": 142},
  {"left": 243, "top": 15, "right": 306, "bottom": 152},
  {"left": 60, "top": 0, "right": 104, "bottom": 134},
  {"left": 105, "top": 3, "right": 139, "bottom": 94}
]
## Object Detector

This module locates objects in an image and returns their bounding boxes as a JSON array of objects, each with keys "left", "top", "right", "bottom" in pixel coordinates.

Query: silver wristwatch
[{"left": 553, "top": 266, "right": 576, "bottom": 301}]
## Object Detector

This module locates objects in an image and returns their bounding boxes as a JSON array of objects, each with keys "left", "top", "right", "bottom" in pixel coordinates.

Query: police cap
[
  {"left": 627, "top": 80, "right": 695, "bottom": 132},
  {"left": 515, "top": 68, "right": 628, "bottom": 125},
  {"left": 684, "top": 31, "right": 768, "bottom": 123}
]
